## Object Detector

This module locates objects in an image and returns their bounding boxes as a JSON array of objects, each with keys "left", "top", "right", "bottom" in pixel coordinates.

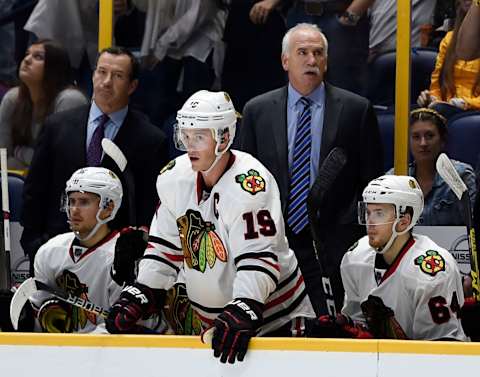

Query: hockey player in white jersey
[
  {"left": 106, "top": 90, "right": 315, "bottom": 363},
  {"left": 317, "top": 175, "right": 466, "bottom": 340},
  {"left": 31, "top": 167, "right": 149, "bottom": 333}
]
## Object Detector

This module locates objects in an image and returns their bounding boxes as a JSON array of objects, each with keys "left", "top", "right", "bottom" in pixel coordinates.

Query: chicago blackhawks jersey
[
  {"left": 137, "top": 151, "right": 315, "bottom": 334},
  {"left": 341, "top": 233, "right": 467, "bottom": 340},
  {"left": 32, "top": 231, "right": 122, "bottom": 333}
]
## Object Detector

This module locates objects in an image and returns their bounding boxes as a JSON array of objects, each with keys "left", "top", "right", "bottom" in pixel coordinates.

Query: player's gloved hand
[
  {"left": 106, "top": 282, "right": 165, "bottom": 334},
  {"left": 212, "top": 298, "right": 263, "bottom": 364},
  {"left": 307, "top": 313, "right": 373, "bottom": 339},
  {"left": 360, "top": 295, "right": 407, "bottom": 339},
  {"left": 112, "top": 227, "right": 148, "bottom": 286},
  {"left": 461, "top": 296, "right": 480, "bottom": 341},
  {"left": 38, "top": 299, "right": 73, "bottom": 333}
]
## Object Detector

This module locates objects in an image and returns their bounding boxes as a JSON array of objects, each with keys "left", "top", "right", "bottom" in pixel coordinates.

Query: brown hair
[
  {"left": 11, "top": 39, "right": 73, "bottom": 147},
  {"left": 439, "top": 1, "right": 480, "bottom": 100},
  {"left": 410, "top": 108, "right": 448, "bottom": 141}
]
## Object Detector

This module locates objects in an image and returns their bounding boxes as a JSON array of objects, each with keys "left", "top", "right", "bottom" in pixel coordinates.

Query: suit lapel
[
  {"left": 274, "top": 87, "right": 289, "bottom": 176},
  {"left": 70, "top": 106, "right": 90, "bottom": 164},
  {"left": 320, "top": 83, "right": 342, "bottom": 165}
]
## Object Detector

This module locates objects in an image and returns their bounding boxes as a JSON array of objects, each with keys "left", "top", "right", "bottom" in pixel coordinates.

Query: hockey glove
[
  {"left": 38, "top": 299, "right": 73, "bottom": 333},
  {"left": 307, "top": 314, "right": 373, "bottom": 339},
  {"left": 360, "top": 295, "right": 408, "bottom": 339},
  {"left": 112, "top": 227, "right": 148, "bottom": 286},
  {"left": 106, "top": 282, "right": 165, "bottom": 334},
  {"left": 212, "top": 298, "right": 263, "bottom": 364},
  {"left": 461, "top": 297, "right": 480, "bottom": 341}
]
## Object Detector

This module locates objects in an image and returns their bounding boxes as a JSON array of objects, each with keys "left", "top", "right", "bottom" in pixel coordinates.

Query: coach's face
[
  {"left": 281, "top": 28, "right": 327, "bottom": 96},
  {"left": 92, "top": 52, "right": 138, "bottom": 114}
]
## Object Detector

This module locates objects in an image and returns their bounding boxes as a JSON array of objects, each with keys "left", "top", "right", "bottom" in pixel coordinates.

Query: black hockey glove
[
  {"left": 106, "top": 282, "right": 165, "bottom": 334},
  {"left": 461, "top": 297, "right": 480, "bottom": 341},
  {"left": 360, "top": 295, "right": 408, "bottom": 339},
  {"left": 112, "top": 227, "right": 148, "bottom": 286},
  {"left": 212, "top": 298, "right": 263, "bottom": 364},
  {"left": 38, "top": 299, "right": 73, "bottom": 333},
  {"left": 307, "top": 314, "right": 373, "bottom": 339}
]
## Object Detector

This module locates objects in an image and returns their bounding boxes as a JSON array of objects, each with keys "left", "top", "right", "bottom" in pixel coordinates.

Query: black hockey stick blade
[
  {"left": 10, "top": 278, "right": 110, "bottom": 330},
  {"left": 307, "top": 147, "right": 348, "bottom": 210}
]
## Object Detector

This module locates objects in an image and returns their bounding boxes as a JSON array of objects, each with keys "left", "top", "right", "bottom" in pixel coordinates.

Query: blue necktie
[
  {"left": 86, "top": 114, "right": 109, "bottom": 166},
  {"left": 287, "top": 97, "right": 312, "bottom": 234}
]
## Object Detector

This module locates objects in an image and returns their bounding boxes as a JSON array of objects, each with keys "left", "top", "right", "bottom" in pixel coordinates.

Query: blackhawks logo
[
  {"left": 177, "top": 209, "right": 227, "bottom": 272},
  {"left": 414, "top": 250, "right": 445, "bottom": 276},
  {"left": 160, "top": 160, "right": 176, "bottom": 175},
  {"left": 235, "top": 169, "right": 266, "bottom": 195},
  {"left": 56, "top": 270, "right": 95, "bottom": 331}
]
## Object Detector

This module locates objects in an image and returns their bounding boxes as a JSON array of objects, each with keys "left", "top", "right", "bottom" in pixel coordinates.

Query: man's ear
[
  {"left": 100, "top": 200, "right": 115, "bottom": 220},
  {"left": 396, "top": 213, "right": 412, "bottom": 232},
  {"left": 128, "top": 79, "right": 139, "bottom": 95}
]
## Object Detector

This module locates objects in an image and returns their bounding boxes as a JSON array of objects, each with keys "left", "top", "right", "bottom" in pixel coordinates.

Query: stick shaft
[{"left": 0, "top": 148, "right": 11, "bottom": 288}]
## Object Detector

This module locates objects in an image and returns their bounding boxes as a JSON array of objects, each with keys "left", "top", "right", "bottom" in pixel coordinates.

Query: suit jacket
[
  {"left": 20, "top": 104, "right": 168, "bottom": 257},
  {"left": 238, "top": 83, "right": 384, "bottom": 309},
  {"left": 239, "top": 83, "right": 383, "bottom": 225}
]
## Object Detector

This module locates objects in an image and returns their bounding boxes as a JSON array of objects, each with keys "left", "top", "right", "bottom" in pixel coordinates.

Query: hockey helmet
[
  {"left": 64, "top": 167, "right": 123, "bottom": 239},
  {"left": 174, "top": 90, "right": 238, "bottom": 154},
  {"left": 358, "top": 175, "right": 424, "bottom": 253}
]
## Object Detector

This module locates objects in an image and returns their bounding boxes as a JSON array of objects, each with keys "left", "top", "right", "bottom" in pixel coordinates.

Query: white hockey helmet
[
  {"left": 174, "top": 90, "right": 237, "bottom": 156},
  {"left": 64, "top": 167, "right": 123, "bottom": 240},
  {"left": 359, "top": 175, "right": 424, "bottom": 253}
]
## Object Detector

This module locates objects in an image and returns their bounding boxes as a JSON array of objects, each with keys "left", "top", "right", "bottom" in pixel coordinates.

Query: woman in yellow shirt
[{"left": 417, "top": 0, "right": 480, "bottom": 119}]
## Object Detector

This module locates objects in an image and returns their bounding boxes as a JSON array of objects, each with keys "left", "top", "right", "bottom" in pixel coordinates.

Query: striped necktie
[
  {"left": 86, "top": 114, "right": 109, "bottom": 166},
  {"left": 287, "top": 97, "right": 312, "bottom": 234}
]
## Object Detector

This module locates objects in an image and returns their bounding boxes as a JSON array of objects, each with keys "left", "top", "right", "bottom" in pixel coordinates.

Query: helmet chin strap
[
  {"left": 200, "top": 141, "right": 227, "bottom": 174},
  {"left": 375, "top": 217, "right": 410, "bottom": 254},
  {"left": 69, "top": 206, "right": 113, "bottom": 242}
]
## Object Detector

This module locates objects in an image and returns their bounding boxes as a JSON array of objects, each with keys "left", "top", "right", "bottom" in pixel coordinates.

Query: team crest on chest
[
  {"left": 160, "top": 160, "right": 176, "bottom": 175},
  {"left": 56, "top": 270, "right": 96, "bottom": 330},
  {"left": 177, "top": 209, "right": 227, "bottom": 272},
  {"left": 235, "top": 169, "right": 266, "bottom": 195},
  {"left": 414, "top": 250, "right": 445, "bottom": 276}
]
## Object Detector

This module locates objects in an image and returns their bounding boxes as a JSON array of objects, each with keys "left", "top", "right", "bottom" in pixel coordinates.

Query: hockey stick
[
  {"left": 0, "top": 148, "right": 11, "bottom": 289},
  {"left": 102, "top": 138, "right": 136, "bottom": 224},
  {"left": 10, "top": 277, "right": 109, "bottom": 329},
  {"left": 436, "top": 153, "right": 480, "bottom": 302},
  {"left": 307, "top": 147, "right": 348, "bottom": 317}
]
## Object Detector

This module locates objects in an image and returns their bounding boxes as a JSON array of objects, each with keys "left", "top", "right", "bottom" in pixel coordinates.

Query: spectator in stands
[
  {"left": 221, "top": 0, "right": 287, "bottom": 111},
  {"left": 285, "top": 0, "right": 372, "bottom": 96},
  {"left": 0, "top": 39, "right": 87, "bottom": 170},
  {"left": 238, "top": 23, "right": 383, "bottom": 315},
  {"left": 20, "top": 46, "right": 168, "bottom": 275},
  {"left": 387, "top": 108, "right": 476, "bottom": 225},
  {"left": 130, "top": 0, "right": 227, "bottom": 129},
  {"left": 417, "top": 0, "right": 480, "bottom": 119},
  {"left": 456, "top": 0, "right": 480, "bottom": 60},
  {"left": 369, "top": 0, "right": 437, "bottom": 62}
]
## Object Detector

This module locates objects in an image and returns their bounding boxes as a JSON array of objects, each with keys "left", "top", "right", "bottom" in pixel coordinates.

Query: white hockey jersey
[
  {"left": 32, "top": 231, "right": 122, "bottom": 333},
  {"left": 137, "top": 151, "right": 315, "bottom": 334},
  {"left": 341, "top": 234, "right": 467, "bottom": 341}
]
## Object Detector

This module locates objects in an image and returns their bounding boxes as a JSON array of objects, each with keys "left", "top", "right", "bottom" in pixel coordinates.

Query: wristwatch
[{"left": 341, "top": 10, "right": 361, "bottom": 26}]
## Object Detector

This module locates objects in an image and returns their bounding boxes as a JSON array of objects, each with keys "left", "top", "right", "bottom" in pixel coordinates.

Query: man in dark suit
[
  {"left": 238, "top": 23, "right": 383, "bottom": 315},
  {"left": 20, "top": 47, "right": 168, "bottom": 270}
]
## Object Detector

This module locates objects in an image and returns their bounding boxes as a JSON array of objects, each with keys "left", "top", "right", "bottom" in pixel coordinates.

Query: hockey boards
[
  {"left": 10, "top": 278, "right": 109, "bottom": 330},
  {"left": 306, "top": 147, "right": 348, "bottom": 317},
  {"left": 102, "top": 138, "right": 136, "bottom": 224},
  {"left": 436, "top": 153, "right": 479, "bottom": 301}
]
